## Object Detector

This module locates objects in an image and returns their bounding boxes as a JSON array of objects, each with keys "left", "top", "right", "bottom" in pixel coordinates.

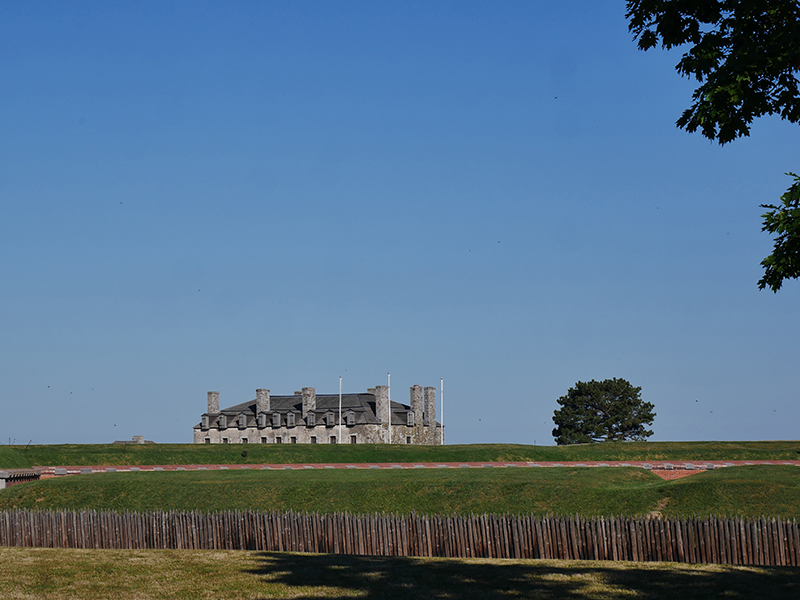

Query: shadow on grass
[{"left": 246, "top": 552, "right": 800, "bottom": 600}]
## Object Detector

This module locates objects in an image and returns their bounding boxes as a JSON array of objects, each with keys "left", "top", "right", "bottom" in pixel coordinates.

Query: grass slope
[
  {"left": 2, "top": 440, "right": 800, "bottom": 468},
  {"left": 0, "top": 446, "right": 30, "bottom": 469},
  {"left": 1, "top": 548, "right": 797, "bottom": 600},
  {"left": 2, "top": 466, "right": 799, "bottom": 518}
]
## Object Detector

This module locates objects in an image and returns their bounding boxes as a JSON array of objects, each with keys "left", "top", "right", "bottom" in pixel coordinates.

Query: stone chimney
[
  {"left": 302, "top": 387, "right": 316, "bottom": 417},
  {"left": 374, "top": 385, "right": 389, "bottom": 424},
  {"left": 410, "top": 385, "right": 423, "bottom": 423},
  {"left": 424, "top": 386, "right": 436, "bottom": 444},
  {"left": 256, "top": 389, "right": 270, "bottom": 413},
  {"left": 207, "top": 391, "right": 219, "bottom": 414}
]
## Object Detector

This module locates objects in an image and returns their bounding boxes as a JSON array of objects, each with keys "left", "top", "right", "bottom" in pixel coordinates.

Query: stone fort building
[{"left": 194, "top": 384, "right": 443, "bottom": 445}]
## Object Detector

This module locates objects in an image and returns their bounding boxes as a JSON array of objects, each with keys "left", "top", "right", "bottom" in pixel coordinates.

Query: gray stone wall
[
  {"left": 424, "top": 386, "right": 437, "bottom": 445},
  {"left": 193, "top": 421, "right": 442, "bottom": 445},
  {"left": 374, "top": 385, "right": 388, "bottom": 426},
  {"left": 410, "top": 385, "right": 423, "bottom": 423},
  {"left": 207, "top": 391, "right": 219, "bottom": 414},
  {"left": 256, "top": 389, "right": 270, "bottom": 413},
  {"left": 301, "top": 387, "right": 316, "bottom": 417}
]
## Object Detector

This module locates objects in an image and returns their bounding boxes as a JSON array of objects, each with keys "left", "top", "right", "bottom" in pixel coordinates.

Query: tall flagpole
[
  {"left": 338, "top": 376, "right": 343, "bottom": 445},
  {"left": 440, "top": 377, "right": 444, "bottom": 445},
  {"left": 387, "top": 372, "right": 391, "bottom": 444}
]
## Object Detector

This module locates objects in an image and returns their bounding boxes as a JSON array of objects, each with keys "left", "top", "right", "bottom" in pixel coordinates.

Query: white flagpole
[
  {"left": 338, "top": 376, "right": 343, "bottom": 445},
  {"left": 440, "top": 377, "right": 444, "bottom": 445},
  {"left": 387, "top": 372, "right": 391, "bottom": 444}
]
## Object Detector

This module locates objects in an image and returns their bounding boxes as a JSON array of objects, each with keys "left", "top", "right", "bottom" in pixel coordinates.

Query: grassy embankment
[
  {"left": 2, "top": 465, "right": 799, "bottom": 518},
  {"left": 1, "top": 547, "right": 797, "bottom": 600},
  {"left": 2, "top": 440, "right": 800, "bottom": 468}
]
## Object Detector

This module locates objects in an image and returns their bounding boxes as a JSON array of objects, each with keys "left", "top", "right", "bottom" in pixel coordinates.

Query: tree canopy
[
  {"left": 552, "top": 378, "right": 655, "bottom": 445},
  {"left": 759, "top": 172, "right": 800, "bottom": 290},
  {"left": 626, "top": 0, "right": 800, "bottom": 144},
  {"left": 626, "top": 0, "right": 800, "bottom": 290}
]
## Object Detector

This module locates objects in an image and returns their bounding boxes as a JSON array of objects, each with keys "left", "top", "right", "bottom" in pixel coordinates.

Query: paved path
[{"left": 34, "top": 460, "right": 799, "bottom": 481}]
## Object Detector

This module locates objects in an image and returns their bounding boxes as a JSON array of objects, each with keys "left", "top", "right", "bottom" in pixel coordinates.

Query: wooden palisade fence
[{"left": 0, "top": 510, "right": 798, "bottom": 566}]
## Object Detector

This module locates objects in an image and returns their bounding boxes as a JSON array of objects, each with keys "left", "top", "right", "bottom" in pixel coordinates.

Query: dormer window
[
  {"left": 218, "top": 415, "right": 227, "bottom": 430},
  {"left": 258, "top": 413, "right": 267, "bottom": 429},
  {"left": 326, "top": 412, "right": 335, "bottom": 427},
  {"left": 238, "top": 414, "right": 247, "bottom": 429},
  {"left": 307, "top": 413, "right": 315, "bottom": 427},
  {"left": 346, "top": 411, "right": 355, "bottom": 427},
  {"left": 287, "top": 412, "right": 296, "bottom": 427},
  {"left": 202, "top": 415, "right": 210, "bottom": 430},
  {"left": 406, "top": 412, "right": 415, "bottom": 427},
  {"left": 272, "top": 413, "right": 281, "bottom": 428}
]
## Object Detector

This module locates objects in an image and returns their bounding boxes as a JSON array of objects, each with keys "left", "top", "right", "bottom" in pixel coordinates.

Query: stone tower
[{"left": 424, "top": 386, "right": 437, "bottom": 445}]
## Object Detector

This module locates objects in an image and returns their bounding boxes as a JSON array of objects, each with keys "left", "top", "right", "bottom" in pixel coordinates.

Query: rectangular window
[
  {"left": 350, "top": 435, "right": 357, "bottom": 444},
  {"left": 275, "top": 437, "right": 282, "bottom": 444},
  {"left": 204, "top": 437, "right": 211, "bottom": 444},
  {"left": 406, "top": 436, "right": 412, "bottom": 444},
  {"left": 407, "top": 412, "right": 415, "bottom": 427},
  {"left": 261, "top": 437, "right": 267, "bottom": 444},
  {"left": 258, "top": 414, "right": 267, "bottom": 429},
  {"left": 346, "top": 412, "right": 355, "bottom": 427},
  {"left": 202, "top": 415, "right": 210, "bottom": 430},
  {"left": 287, "top": 413, "right": 296, "bottom": 427},
  {"left": 330, "top": 436, "right": 337, "bottom": 444},
  {"left": 310, "top": 436, "right": 317, "bottom": 444},
  {"left": 272, "top": 413, "right": 281, "bottom": 428},
  {"left": 222, "top": 437, "right": 229, "bottom": 444},
  {"left": 241, "top": 438, "right": 248, "bottom": 444},
  {"left": 238, "top": 414, "right": 246, "bottom": 429},
  {"left": 219, "top": 415, "right": 227, "bottom": 429},
  {"left": 291, "top": 436, "right": 297, "bottom": 444},
  {"left": 326, "top": 412, "right": 335, "bottom": 427},
  {"left": 307, "top": 413, "right": 315, "bottom": 426}
]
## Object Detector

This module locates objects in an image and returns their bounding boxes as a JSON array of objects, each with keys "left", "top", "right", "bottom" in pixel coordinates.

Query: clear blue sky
[{"left": 2, "top": 1, "right": 798, "bottom": 445}]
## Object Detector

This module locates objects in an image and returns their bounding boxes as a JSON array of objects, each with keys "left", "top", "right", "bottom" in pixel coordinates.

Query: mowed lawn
[
  {"left": 1, "top": 547, "right": 798, "bottom": 600},
  {"left": 2, "top": 440, "right": 800, "bottom": 468},
  {"left": 2, "top": 465, "right": 800, "bottom": 518}
]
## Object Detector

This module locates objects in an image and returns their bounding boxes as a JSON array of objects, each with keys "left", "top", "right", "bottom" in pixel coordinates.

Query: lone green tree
[
  {"left": 552, "top": 378, "right": 655, "bottom": 445},
  {"left": 625, "top": 0, "right": 800, "bottom": 291}
]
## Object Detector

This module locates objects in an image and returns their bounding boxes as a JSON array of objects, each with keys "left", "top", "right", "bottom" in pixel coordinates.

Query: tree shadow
[{"left": 244, "top": 552, "right": 800, "bottom": 600}]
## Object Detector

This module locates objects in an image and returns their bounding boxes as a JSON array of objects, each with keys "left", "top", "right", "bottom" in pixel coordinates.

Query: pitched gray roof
[{"left": 195, "top": 393, "right": 424, "bottom": 429}]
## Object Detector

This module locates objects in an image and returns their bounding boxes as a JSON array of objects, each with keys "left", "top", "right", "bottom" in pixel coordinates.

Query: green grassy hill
[
  {"left": 2, "top": 440, "right": 799, "bottom": 468},
  {"left": 0, "top": 446, "right": 31, "bottom": 469},
  {"left": 2, "top": 465, "right": 799, "bottom": 518}
]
